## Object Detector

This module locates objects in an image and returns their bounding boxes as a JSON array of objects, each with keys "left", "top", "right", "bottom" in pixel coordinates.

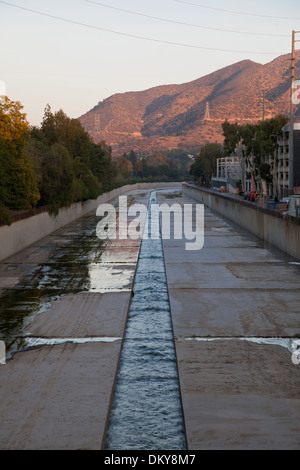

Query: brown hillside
[{"left": 79, "top": 52, "right": 300, "bottom": 156}]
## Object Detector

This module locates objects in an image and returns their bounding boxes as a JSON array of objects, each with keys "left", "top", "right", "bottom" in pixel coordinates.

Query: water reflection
[
  {"left": 88, "top": 264, "right": 134, "bottom": 293},
  {"left": 0, "top": 192, "right": 150, "bottom": 353},
  {"left": 0, "top": 212, "right": 107, "bottom": 352}
]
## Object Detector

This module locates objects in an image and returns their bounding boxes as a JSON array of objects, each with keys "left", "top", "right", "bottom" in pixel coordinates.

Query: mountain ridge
[{"left": 79, "top": 53, "right": 300, "bottom": 156}]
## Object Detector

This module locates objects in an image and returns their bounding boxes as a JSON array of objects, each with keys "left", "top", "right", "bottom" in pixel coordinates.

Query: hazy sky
[{"left": 1, "top": 0, "right": 299, "bottom": 126}]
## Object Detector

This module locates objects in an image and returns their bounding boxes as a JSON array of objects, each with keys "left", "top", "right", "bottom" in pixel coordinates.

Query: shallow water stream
[{"left": 105, "top": 192, "right": 187, "bottom": 450}]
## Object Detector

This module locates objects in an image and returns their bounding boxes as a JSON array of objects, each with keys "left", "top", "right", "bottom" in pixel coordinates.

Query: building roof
[{"left": 282, "top": 122, "right": 300, "bottom": 132}]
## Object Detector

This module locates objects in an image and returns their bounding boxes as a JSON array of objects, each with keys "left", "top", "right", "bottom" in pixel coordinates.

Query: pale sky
[{"left": 0, "top": 0, "right": 299, "bottom": 126}]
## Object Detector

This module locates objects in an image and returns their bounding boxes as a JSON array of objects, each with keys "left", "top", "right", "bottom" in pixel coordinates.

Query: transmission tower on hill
[
  {"left": 204, "top": 102, "right": 211, "bottom": 121},
  {"left": 95, "top": 114, "right": 100, "bottom": 132}
]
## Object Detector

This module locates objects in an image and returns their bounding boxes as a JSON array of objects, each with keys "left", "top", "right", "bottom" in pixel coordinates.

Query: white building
[
  {"left": 212, "top": 156, "right": 242, "bottom": 192},
  {"left": 277, "top": 122, "right": 300, "bottom": 198},
  {"left": 217, "top": 157, "right": 241, "bottom": 180}
]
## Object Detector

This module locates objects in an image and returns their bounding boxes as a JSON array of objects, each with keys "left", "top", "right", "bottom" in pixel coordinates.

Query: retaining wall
[
  {"left": 0, "top": 182, "right": 180, "bottom": 262},
  {"left": 183, "top": 183, "right": 300, "bottom": 261}
]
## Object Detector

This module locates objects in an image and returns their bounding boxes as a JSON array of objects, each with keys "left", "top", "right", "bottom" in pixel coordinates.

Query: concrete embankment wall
[
  {"left": 183, "top": 183, "right": 300, "bottom": 261},
  {"left": 0, "top": 182, "right": 179, "bottom": 263}
]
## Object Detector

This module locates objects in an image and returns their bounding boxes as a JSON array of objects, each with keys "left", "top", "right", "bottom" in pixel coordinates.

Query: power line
[
  {"left": 172, "top": 0, "right": 300, "bottom": 21},
  {"left": 84, "top": 0, "right": 289, "bottom": 37},
  {"left": 0, "top": 0, "right": 285, "bottom": 55}
]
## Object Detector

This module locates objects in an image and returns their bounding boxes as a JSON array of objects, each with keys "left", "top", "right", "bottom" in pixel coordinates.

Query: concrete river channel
[
  {"left": 0, "top": 186, "right": 299, "bottom": 450},
  {"left": 105, "top": 192, "right": 186, "bottom": 450}
]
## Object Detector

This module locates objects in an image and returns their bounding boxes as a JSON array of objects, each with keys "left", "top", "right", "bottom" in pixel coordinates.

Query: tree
[
  {"left": 0, "top": 98, "right": 122, "bottom": 220},
  {"left": 0, "top": 202, "right": 11, "bottom": 225},
  {"left": 89, "top": 141, "right": 115, "bottom": 190},
  {"left": 222, "top": 115, "right": 288, "bottom": 187},
  {"left": 116, "top": 157, "right": 133, "bottom": 180},
  {"left": 222, "top": 121, "right": 240, "bottom": 156},
  {"left": 146, "top": 151, "right": 168, "bottom": 168},
  {"left": 41, "top": 106, "right": 91, "bottom": 173},
  {"left": 136, "top": 158, "right": 144, "bottom": 178},
  {"left": 40, "top": 143, "right": 75, "bottom": 215},
  {"left": 0, "top": 98, "right": 40, "bottom": 211},
  {"left": 166, "top": 149, "right": 191, "bottom": 178},
  {"left": 0, "top": 97, "right": 30, "bottom": 150},
  {"left": 123, "top": 150, "right": 138, "bottom": 176},
  {"left": 81, "top": 170, "right": 102, "bottom": 200},
  {"left": 41, "top": 104, "right": 57, "bottom": 146},
  {"left": 39, "top": 105, "right": 104, "bottom": 207},
  {"left": 0, "top": 138, "right": 40, "bottom": 210},
  {"left": 190, "top": 143, "right": 224, "bottom": 186}
]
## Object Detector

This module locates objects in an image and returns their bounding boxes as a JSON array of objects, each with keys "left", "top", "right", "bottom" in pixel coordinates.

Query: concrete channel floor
[
  {"left": 0, "top": 186, "right": 299, "bottom": 450},
  {"left": 0, "top": 189, "right": 152, "bottom": 450},
  {"left": 158, "top": 191, "right": 300, "bottom": 450}
]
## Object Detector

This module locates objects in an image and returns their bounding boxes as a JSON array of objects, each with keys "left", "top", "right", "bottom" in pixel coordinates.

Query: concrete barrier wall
[
  {"left": 183, "top": 183, "right": 300, "bottom": 261},
  {"left": 0, "top": 182, "right": 180, "bottom": 262}
]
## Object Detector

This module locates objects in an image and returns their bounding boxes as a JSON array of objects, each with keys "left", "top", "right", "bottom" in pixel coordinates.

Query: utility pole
[
  {"left": 289, "top": 30, "right": 300, "bottom": 194},
  {"left": 263, "top": 90, "right": 265, "bottom": 121}
]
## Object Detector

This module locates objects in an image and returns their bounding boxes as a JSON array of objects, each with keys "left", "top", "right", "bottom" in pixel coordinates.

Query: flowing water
[{"left": 105, "top": 192, "right": 187, "bottom": 450}]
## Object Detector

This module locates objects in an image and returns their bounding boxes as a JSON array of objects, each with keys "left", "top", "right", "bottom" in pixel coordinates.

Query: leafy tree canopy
[
  {"left": 190, "top": 143, "right": 224, "bottom": 186},
  {"left": 0, "top": 97, "right": 29, "bottom": 149},
  {"left": 0, "top": 99, "right": 40, "bottom": 211},
  {"left": 222, "top": 115, "right": 288, "bottom": 183}
]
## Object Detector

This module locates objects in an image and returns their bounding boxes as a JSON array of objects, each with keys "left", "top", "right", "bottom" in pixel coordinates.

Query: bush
[{"left": 0, "top": 202, "right": 12, "bottom": 226}]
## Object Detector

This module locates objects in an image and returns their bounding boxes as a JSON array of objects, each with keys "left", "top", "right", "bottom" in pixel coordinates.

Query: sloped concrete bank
[
  {"left": 0, "top": 182, "right": 178, "bottom": 263},
  {"left": 0, "top": 186, "right": 182, "bottom": 450},
  {"left": 0, "top": 190, "right": 150, "bottom": 449},
  {"left": 159, "top": 190, "right": 300, "bottom": 450},
  {"left": 182, "top": 183, "right": 300, "bottom": 261}
]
